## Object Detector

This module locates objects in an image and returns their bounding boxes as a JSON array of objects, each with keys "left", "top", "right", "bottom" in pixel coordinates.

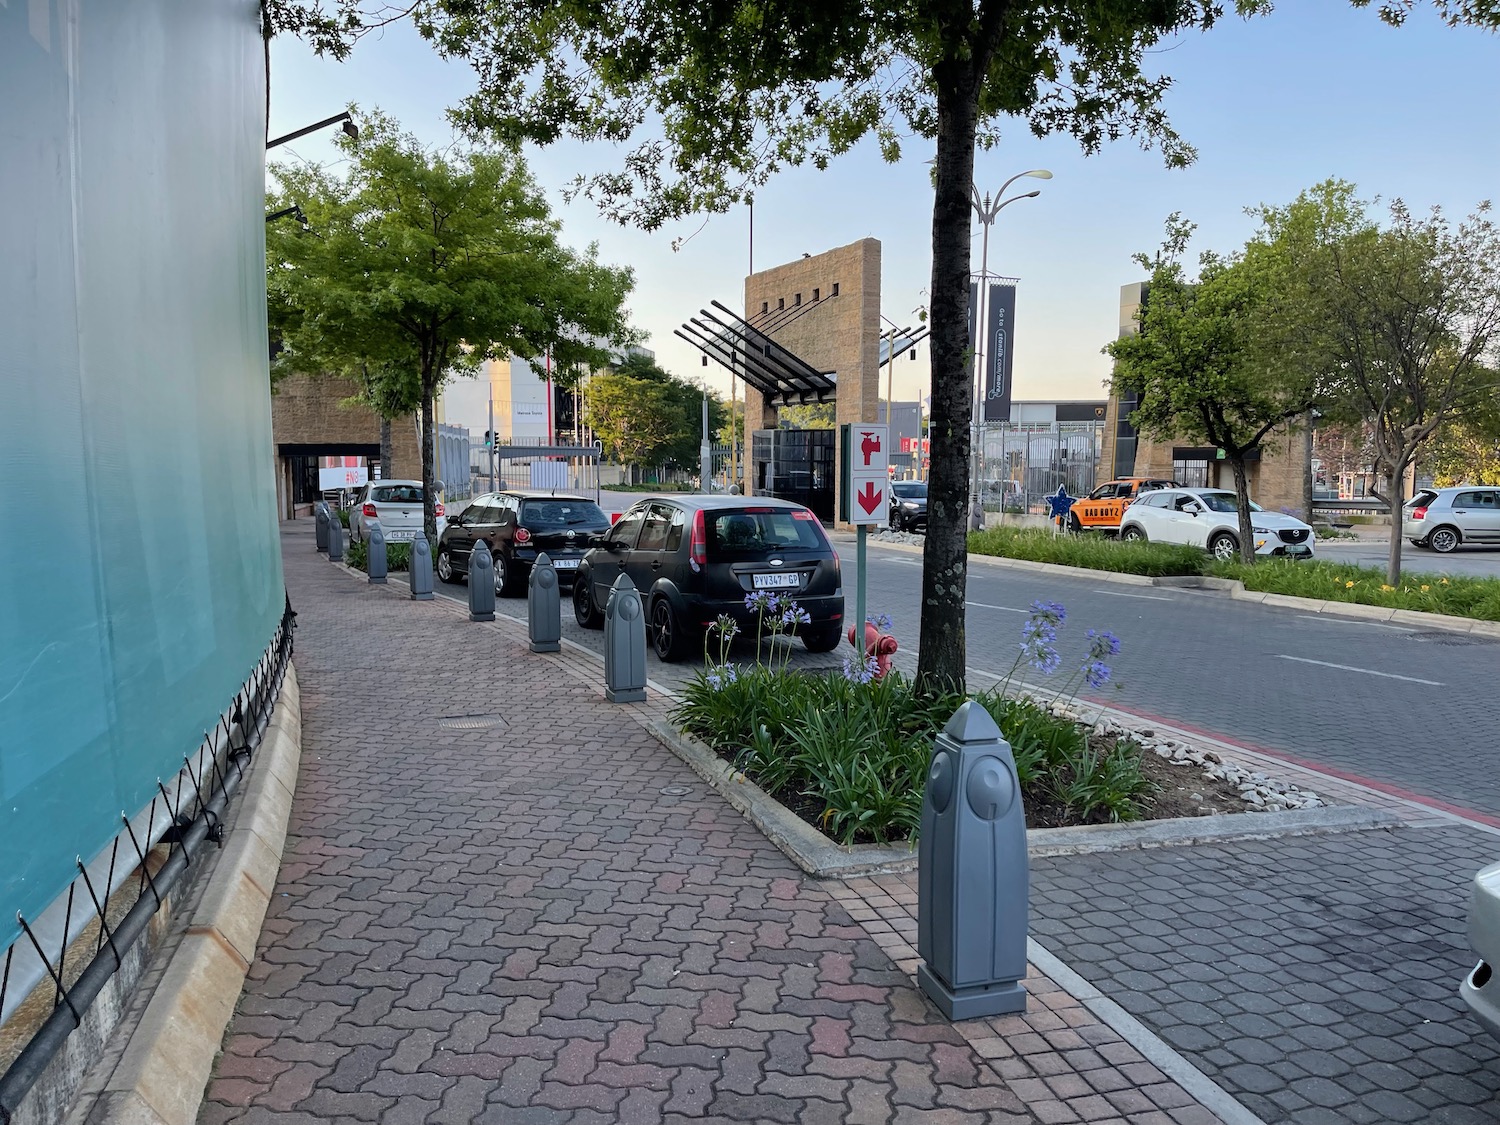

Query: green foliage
[
  {"left": 1211, "top": 558, "right": 1500, "bottom": 622},
  {"left": 674, "top": 669, "right": 1152, "bottom": 843},
  {"left": 968, "top": 527, "right": 1208, "bottom": 576},
  {"left": 586, "top": 354, "right": 727, "bottom": 474},
  {"left": 337, "top": 507, "right": 351, "bottom": 529},
  {"left": 344, "top": 540, "right": 413, "bottom": 573},
  {"left": 1428, "top": 400, "right": 1500, "bottom": 486},
  {"left": 779, "top": 404, "right": 836, "bottom": 430}
]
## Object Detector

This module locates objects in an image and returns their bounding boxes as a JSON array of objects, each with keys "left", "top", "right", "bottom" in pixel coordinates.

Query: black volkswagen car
[
  {"left": 572, "top": 496, "right": 845, "bottom": 662},
  {"left": 435, "top": 491, "right": 613, "bottom": 595}
]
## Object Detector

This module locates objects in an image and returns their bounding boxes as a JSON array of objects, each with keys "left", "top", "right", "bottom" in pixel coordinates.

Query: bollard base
[
  {"left": 916, "top": 963, "right": 1026, "bottom": 1020},
  {"left": 470, "top": 611, "right": 496, "bottom": 622},
  {"left": 369, "top": 576, "right": 387, "bottom": 585},
  {"left": 530, "top": 640, "right": 560, "bottom": 653},
  {"left": 411, "top": 592, "right": 434, "bottom": 601},
  {"left": 605, "top": 686, "right": 646, "bottom": 704}
]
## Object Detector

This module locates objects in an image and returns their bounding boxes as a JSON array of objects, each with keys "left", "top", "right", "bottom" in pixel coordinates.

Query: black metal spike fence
[{"left": 0, "top": 596, "right": 298, "bottom": 1124}]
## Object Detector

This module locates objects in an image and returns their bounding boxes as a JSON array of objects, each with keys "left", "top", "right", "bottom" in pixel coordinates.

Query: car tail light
[
  {"left": 689, "top": 509, "right": 707, "bottom": 571},
  {"left": 1412, "top": 506, "right": 1428, "bottom": 520},
  {"left": 434, "top": 502, "right": 445, "bottom": 517},
  {"left": 515, "top": 526, "right": 532, "bottom": 544},
  {"left": 362, "top": 503, "right": 377, "bottom": 517}
]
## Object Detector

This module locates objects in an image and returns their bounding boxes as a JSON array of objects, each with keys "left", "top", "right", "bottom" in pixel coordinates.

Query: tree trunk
[
  {"left": 1385, "top": 463, "right": 1407, "bottom": 586},
  {"left": 1302, "top": 414, "right": 1315, "bottom": 525},
  {"left": 421, "top": 386, "right": 438, "bottom": 545},
  {"left": 380, "top": 417, "right": 393, "bottom": 480},
  {"left": 1229, "top": 457, "right": 1255, "bottom": 564},
  {"left": 915, "top": 77, "right": 979, "bottom": 697}
]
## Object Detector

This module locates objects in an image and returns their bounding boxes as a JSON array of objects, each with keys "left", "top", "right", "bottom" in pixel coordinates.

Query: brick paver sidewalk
[{"left": 198, "top": 527, "right": 1035, "bottom": 1125}]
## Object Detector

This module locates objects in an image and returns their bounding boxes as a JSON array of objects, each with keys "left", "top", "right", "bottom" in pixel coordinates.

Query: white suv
[{"left": 1118, "top": 488, "right": 1316, "bottom": 561}]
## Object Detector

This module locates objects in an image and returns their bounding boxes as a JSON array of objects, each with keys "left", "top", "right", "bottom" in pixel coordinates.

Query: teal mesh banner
[{"left": 0, "top": 1, "right": 281, "bottom": 947}]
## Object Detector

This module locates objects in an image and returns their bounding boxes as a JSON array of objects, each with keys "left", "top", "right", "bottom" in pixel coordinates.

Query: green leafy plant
[
  {"left": 1210, "top": 558, "right": 1500, "bottom": 622},
  {"left": 968, "top": 527, "right": 1207, "bottom": 577}
]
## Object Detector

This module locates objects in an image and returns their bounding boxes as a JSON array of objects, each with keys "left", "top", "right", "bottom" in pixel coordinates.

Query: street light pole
[{"left": 968, "top": 168, "right": 1051, "bottom": 530}]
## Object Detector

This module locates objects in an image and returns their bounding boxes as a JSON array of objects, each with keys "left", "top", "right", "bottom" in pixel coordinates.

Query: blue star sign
[{"left": 1046, "top": 485, "right": 1076, "bottom": 520}]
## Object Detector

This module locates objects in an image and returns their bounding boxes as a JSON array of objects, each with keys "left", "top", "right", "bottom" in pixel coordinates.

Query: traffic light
[{"left": 483, "top": 430, "right": 494, "bottom": 449}]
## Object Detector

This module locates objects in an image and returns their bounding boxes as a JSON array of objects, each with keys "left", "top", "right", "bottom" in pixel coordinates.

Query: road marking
[
  {"left": 966, "top": 601, "right": 1028, "bottom": 614},
  {"left": 1295, "top": 614, "right": 1416, "bottom": 634},
  {"left": 1092, "top": 590, "right": 1172, "bottom": 601},
  {"left": 1274, "top": 654, "right": 1442, "bottom": 686}
]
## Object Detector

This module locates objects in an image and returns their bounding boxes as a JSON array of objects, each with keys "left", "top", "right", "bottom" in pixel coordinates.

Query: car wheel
[
  {"left": 1209, "top": 532, "right": 1239, "bottom": 561},
  {"left": 650, "top": 597, "right": 693, "bottom": 663},
  {"left": 573, "top": 576, "right": 603, "bottom": 629},
  {"left": 1068, "top": 512, "right": 1084, "bottom": 534},
  {"left": 1430, "top": 526, "right": 1461, "bottom": 554},
  {"left": 494, "top": 551, "right": 521, "bottom": 596},
  {"left": 436, "top": 548, "right": 455, "bottom": 583},
  {"left": 1120, "top": 525, "right": 1146, "bottom": 543},
  {"left": 802, "top": 624, "right": 842, "bottom": 653}
]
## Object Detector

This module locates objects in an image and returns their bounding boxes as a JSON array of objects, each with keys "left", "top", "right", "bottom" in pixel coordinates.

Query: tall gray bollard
[
  {"left": 528, "top": 553, "right": 561, "bottom": 652},
  {"left": 916, "top": 701, "right": 1029, "bottom": 1020},
  {"left": 468, "top": 540, "right": 496, "bottom": 621},
  {"left": 410, "top": 537, "right": 435, "bottom": 600},
  {"left": 603, "top": 573, "right": 646, "bottom": 703},
  {"left": 367, "top": 522, "right": 388, "bottom": 584},
  {"left": 315, "top": 503, "right": 330, "bottom": 553},
  {"left": 327, "top": 513, "right": 345, "bottom": 562}
]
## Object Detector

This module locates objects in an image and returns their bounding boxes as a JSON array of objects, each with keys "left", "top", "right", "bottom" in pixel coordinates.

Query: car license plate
[
  {"left": 385, "top": 530, "right": 416, "bottom": 541},
  {"left": 752, "top": 572, "right": 799, "bottom": 589},
  {"left": 552, "top": 558, "right": 579, "bottom": 570}
]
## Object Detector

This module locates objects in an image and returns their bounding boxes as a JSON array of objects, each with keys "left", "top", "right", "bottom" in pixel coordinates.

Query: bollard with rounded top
[
  {"left": 327, "top": 513, "right": 345, "bottom": 562},
  {"left": 468, "top": 540, "right": 496, "bottom": 621},
  {"left": 367, "top": 522, "right": 388, "bottom": 584},
  {"left": 916, "top": 700, "right": 1028, "bottom": 1020},
  {"left": 528, "top": 553, "right": 561, "bottom": 652},
  {"left": 409, "top": 537, "right": 435, "bottom": 600},
  {"left": 315, "top": 503, "right": 330, "bottom": 553},
  {"left": 602, "top": 573, "right": 646, "bottom": 703}
]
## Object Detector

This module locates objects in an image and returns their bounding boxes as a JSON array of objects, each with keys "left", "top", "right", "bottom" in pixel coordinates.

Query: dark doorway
[{"left": 751, "top": 429, "right": 836, "bottom": 522}]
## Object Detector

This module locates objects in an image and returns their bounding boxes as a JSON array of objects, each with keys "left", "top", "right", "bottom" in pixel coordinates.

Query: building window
[
  {"left": 794, "top": 293, "right": 802, "bottom": 306},
  {"left": 1172, "top": 447, "right": 1216, "bottom": 489},
  {"left": 831, "top": 282, "right": 840, "bottom": 297},
  {"left": 761, "top": 301, "right": 769, "bottom": 314},
  {"left": 813, "top": 288, "right": 820, "bottom": 301},
  {"left": 778, "top": 297, "right": 785, "bottom": 310}
]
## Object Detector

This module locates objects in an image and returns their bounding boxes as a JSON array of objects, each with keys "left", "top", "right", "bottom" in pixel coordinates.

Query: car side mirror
[{"left": 1184, "top": 503, "right": 1202, "bottom": 516}]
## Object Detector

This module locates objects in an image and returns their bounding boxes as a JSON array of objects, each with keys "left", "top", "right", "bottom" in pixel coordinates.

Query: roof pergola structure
[{"left": 675, "top": 300, "right": 838, "bottom": 407}]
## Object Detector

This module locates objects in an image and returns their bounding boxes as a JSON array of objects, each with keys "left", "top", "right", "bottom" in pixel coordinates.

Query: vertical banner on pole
[{"left": 984, "top": 282, "right": 1017, "bottom": 423}]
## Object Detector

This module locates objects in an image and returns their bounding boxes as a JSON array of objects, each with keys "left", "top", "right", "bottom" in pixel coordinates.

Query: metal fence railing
[{"left": 978, "top": 421, "right": 1104, "bottom": 513}]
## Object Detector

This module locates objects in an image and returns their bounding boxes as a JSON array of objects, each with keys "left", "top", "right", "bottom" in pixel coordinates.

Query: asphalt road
[
  {"left": 1318, "top": 539, "right": 1500, "bottom": 579},
  {"left": 417, "top": 537, "right": 1497, "bottom": 819}
]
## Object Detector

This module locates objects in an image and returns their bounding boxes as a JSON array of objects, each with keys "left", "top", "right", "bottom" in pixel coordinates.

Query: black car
[
  {"left": 889, "top": 480, "right": 928, "bottom": 532},
  {"left": 573, "top": 496, "right": 845, "bottom": 662},
  {"left": 435, "top": 491, "right": 612, "bottom": 595}
]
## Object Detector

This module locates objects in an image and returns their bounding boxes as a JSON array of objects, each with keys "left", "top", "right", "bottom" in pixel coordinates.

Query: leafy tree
[
  {"left": 1427, "top": 396, "right": 1500, "bottom": 486},
  {"left": 586, "top": 354, "right": 728, "bottom": 479},
  {"left": 267, "top": 113, "right": 634, "bottom": 540},
  {"left": 779, "top": 403, "right": 837, "bottom": 430},
  {"left": 1108, "top": 208, "right": 1329, "bottom": 563},
  {"left": 270, "top": 0, "right": 1499, "bottom": 693}
]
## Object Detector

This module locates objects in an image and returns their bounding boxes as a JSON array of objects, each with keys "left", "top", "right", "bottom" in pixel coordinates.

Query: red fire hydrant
[{"left": 847, "top": 622, "right": 898, "bottom": 680}]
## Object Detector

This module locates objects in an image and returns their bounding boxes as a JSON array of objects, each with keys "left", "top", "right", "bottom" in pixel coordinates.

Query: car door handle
[{"left": 651, "top": 560, "right": 662, "bottom": 570}]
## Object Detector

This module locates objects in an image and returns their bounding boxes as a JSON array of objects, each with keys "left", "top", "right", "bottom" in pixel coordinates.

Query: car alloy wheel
[
  {"left": 1068, "top": 512, "right": 1083, "bottom": 534},
  {"left": 1121, "top": 526, "right": 1145, "bottom": 542},
  {"left": 436, "top": 549, "right": 454, "bottom": 583},
  {"left": 1430, "top": 526, "right": 1461, "bottom": 554},
  {"left": 651, "top": 598, "right": 686, "bottom": 662},
  {"left": 1210, "top": 532, "right": 1239, "bottom": 561},
  {"left": 493, "top": 552, "right": 509, "bottom": 594}
]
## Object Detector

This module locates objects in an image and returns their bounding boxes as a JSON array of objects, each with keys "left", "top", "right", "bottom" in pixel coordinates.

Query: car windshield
[
  {"left": 707, "top": 508, "right": 829, "bottom": 557},
  {"left": 520, "top": 499, "right": 607, "bottom": 527},
  {"left": 892, "top": 483, "right": 927, "bottom": 499},
  {"left": 1198, "top": 492, "right": 1262, "bottom": 514}
]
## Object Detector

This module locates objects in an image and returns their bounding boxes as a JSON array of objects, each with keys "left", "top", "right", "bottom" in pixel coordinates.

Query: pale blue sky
[{"left": 268, "top": 1, "right": 1499, "bottom": 407}]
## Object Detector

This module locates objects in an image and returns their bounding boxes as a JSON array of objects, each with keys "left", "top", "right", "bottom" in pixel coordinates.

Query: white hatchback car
[
  {"left": 1117, "top": 487, "right": 1316, "bottom": 561},
  {"left": 348, "top": 480, "right": 445, "bottom": 543}
]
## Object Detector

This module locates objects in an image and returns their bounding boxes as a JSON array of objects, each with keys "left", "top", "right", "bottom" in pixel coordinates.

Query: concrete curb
[
  {"left": 860, "top": 536, "right": 1500, "bottom": 639},
  {"left": 649, "top": 721, "right": 1404, "bottom": 879},
  {"left": 89, "top": 666, "right": 302, "bottom": 1125}
]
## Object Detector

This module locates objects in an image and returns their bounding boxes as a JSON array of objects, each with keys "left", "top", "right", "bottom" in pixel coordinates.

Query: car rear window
[
  {"left": 707, "top": 508, "right": 829, "bottom": 558},
  {"left": 372, "top": 485, "right": 423, "bottom": 504},
  {"left": 520, "top": 499, "right": 608, "bottom": 527}
]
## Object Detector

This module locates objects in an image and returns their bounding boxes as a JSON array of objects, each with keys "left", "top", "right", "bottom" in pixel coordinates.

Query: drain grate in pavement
[
  {"left": 438, "top": 714, "right": 508, "bottom": 730},
  {"left": 1407, "top": 631, "right": 1496, "bottom": 646},
  {"left": 659, "top": 786, "right": 690, "bottom": 797}
]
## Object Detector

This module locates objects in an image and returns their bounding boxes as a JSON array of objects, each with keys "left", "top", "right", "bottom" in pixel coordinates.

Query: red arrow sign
[{"left": 857, "top": 481, "right": 883, "bottom": 515}]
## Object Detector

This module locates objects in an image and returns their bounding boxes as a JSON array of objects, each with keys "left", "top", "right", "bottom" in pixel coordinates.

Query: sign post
[{"left": 840, "top": 423, "right": 889, "bottom": 653}]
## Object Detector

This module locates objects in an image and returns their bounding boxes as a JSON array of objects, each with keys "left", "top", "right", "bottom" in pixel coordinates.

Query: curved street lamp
[{"left": 969, "top": 169, "right": 1051, "bottom": 529}]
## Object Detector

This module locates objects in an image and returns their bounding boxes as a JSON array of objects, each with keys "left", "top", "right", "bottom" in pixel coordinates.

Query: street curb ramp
[{"left": 84, "top": 666, "right": 302, "bottom": 1125}]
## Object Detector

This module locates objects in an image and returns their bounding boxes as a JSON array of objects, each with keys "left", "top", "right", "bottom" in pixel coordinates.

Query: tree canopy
[
  {"left": 586, "top": 354, "right": 728, "bottom": 479},
  {"left": 267, "top": 113, "right": 635, "bottom": 539}
]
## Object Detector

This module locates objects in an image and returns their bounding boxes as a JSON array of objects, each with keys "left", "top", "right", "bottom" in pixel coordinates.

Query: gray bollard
[
  {"left": 367, "top": 522, "right": 388, "bottom": 584},
  {"left": 327, "top": 513, "right": 345, "bottom": 562},
  {"left": 315, "top": 503, "right": 330, "bottom": 553},
  {"left": 602, "top": 573, "right": 646, "bottom": 703},
  {"left": 916, "top": 700, "right": 1029, "bottom": 1020},
  {"left": 409, "top": 537, "right": 435, "bottom": 600},
  {"left": 528, "top": 553, "right": 561, "bottom": 652},
  {"left": 468, "top": 540, "right": 497, "bottom": 621}
]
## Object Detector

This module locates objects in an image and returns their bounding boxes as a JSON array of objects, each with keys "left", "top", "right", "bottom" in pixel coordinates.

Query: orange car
[{"left": 1069, "top": 478, "right": 1178, "bottom": 532}]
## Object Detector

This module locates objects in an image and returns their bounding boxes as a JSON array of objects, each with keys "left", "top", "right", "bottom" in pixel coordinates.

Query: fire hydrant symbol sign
[{"left": 844, "top": 424, "right": 889, "bottom": 526}]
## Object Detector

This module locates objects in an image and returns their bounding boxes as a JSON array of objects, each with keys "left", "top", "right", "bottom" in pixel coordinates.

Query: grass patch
[
  {"left": 603, "top": 482, "right": 694, "bottom": 492},
  {"left": 1211, "top": 558, "right": 1500, "bottom": 622},
  {"left": 673, "top": 667, "right": 1154, "bottom": 844},
  {"left": 968, "top": 526, "right": 1207, "bottom": 577},
  {"left": 345, "top": 540, "right": 413, "bottom": 572}
]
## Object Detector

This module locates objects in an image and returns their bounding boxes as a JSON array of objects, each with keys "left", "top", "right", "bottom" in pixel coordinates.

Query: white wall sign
[{"left": 847, "top": 424, "right": 889, "bottom": 527}]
